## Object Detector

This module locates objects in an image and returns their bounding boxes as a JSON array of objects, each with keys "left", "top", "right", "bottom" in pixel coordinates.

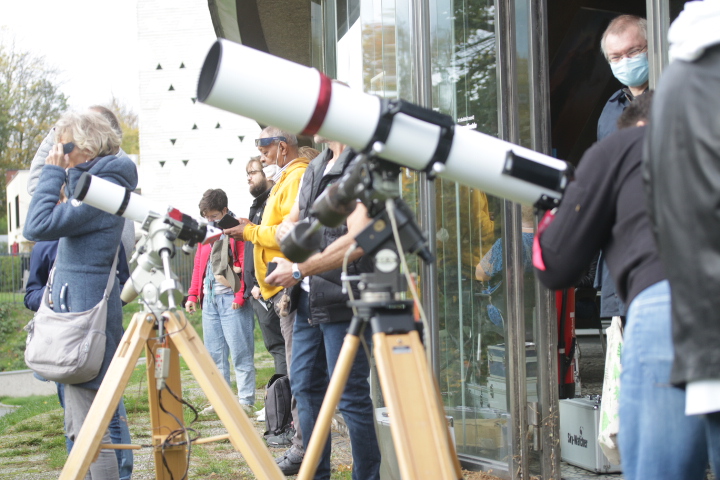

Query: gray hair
[
  {"left": 262, "top": 126, "right": 297, "bottom": 146},
  {"left": 600, "top": 15, "right": 647, "bottom": 60},
  {"left": 55, "top": 111, "right": 121, "bottom": 158}
]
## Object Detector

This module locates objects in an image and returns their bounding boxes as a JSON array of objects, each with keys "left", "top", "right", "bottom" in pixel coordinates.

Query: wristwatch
[{"left": 291, "top": 263, "right": 303, "bottom": 280}]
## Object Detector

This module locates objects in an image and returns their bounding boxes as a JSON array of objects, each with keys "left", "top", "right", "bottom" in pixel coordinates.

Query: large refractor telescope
[{"left": 197, "top": 39, "right": 572, "bottom": 208}]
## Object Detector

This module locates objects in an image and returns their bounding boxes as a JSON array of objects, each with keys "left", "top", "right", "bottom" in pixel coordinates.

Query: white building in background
[
  {"left": 137, "top": 0, "right": 260, "bottom": 219},
  {"left": 5, "top": 170, "right": 31, "bottom": 253}
]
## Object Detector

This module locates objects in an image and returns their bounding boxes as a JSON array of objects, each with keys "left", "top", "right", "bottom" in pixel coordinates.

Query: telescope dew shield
[
  {"left": 197, "top": 39, "right": 572, "bottom": 206},
  {"left": 74, "top": 172, "right": 165, "bottom": 223}
]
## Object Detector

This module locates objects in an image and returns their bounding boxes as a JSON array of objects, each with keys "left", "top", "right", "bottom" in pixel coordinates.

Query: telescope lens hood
[{"left": 197, "top": 41, "right": 222, "bottom": 103}]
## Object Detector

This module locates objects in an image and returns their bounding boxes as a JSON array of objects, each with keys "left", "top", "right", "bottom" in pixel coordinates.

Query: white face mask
[{"left": 263, "top": 164, "right": 280, "bottom": 179}]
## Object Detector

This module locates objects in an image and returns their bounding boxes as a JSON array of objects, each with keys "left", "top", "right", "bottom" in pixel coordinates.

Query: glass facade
[{"left": 307, "top": 0, "right": 680, "bottom": 477}]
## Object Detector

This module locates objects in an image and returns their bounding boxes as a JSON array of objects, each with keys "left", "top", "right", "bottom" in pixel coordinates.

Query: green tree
[
  {"left": 0, "top": 39, "right": 68, "bottom": 217},
  {"left": 107, "top": 95, "right": 139, "bottom": 156}
]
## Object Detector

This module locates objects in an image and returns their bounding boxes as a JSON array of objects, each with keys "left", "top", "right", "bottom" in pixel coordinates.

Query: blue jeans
[
  {"left": 58, "top": 383, "right": 133, "bottom": 480},
  {"left": 619, "top": 280, "right": 707, "bottom": 480},
  {"left": 202, "top": 293, "right": 256, "bottom": 404},
  {"left": 291, "top": 290, "right": 381, "bottom": 480}
]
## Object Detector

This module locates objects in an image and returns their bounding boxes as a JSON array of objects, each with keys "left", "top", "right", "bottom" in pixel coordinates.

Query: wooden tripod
[{"left": 58, "top": 310, "right": 283, "bottom": 479}]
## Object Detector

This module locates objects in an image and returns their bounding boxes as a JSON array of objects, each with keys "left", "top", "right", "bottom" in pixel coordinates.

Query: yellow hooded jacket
[{"left": 244, "top": 157, "right": 310, "bottom": 300}]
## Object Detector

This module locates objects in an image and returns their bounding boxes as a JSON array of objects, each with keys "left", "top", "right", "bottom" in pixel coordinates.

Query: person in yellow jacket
[{"left": 224, "top": 126, "right": 309, "bottom": 469}]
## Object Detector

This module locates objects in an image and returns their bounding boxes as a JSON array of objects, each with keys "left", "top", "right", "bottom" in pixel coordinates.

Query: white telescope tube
[
  {"left": 74, "top": 172, "right": 169, "bottom": 223},
  {"left": 197, "top": 39, "right": 570, "bottom": 206}
]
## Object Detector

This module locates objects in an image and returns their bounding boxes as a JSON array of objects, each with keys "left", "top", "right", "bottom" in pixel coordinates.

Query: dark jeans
[
  {"left": 252, "top": 297, "right": 287, "bottom": 376},
  {"left": 58, "top": 383, "right": 133, "bottom": 480},
  {"left": 290, "top": 290, "right": 381, "bottom": 480}
]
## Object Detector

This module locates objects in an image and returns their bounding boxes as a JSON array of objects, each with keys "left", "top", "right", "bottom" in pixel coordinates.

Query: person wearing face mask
[
  {"left": 598, "top": 15, "right": 650, "bottom": 142},
  {"left": 592, "top": 15, "right": 650, "bottom": 332},
  {"left": 224, "top": 127, "right": 309, "bottom": 472}
]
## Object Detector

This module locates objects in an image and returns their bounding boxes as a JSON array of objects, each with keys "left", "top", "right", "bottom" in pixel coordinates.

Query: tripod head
[
  {"left": 281, "top": 147, "right": 433, "bottom": 266},
  {"left": 74, "top": 172, "right": 222, "bottom": 314}
]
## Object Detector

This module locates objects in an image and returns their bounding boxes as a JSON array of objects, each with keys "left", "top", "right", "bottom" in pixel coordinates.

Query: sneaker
[
  {"left": 255, "top": 407, "right": 266, "bottom": 422},
  {"left": 275, "top": 446, "right": 303, "bottom": 475},
  {"left": 200, "top": 405, "right": 215, "bottom": 415},
  {"left": 241, "top": 404, "right": 254, "bottom": 416},
  {"left": 266, "top": 426, "right": 295, "bottom": 447}
]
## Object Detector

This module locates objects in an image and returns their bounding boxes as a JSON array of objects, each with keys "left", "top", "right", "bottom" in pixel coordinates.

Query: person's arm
[
  {"left": 27, "top": 129, "right": 55, "bottom": 196},
  {"left": 185, "top": 244, "right": 206, "bottom": 313},
  {"left": 265, "top": 203, "right": 371, "bottom": 287},
  {"left": 24, "top": 243, "right": 56, "bottom": 311},
  {"left": 533, "top": 142, "right": 616, "bottom": 290}
]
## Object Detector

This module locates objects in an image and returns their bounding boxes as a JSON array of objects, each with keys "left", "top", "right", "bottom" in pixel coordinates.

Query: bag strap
[{"left": 103, "top": 246, "right": 121, "bottom": 299}]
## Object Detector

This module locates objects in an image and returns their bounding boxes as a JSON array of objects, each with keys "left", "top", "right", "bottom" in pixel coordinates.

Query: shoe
[
  {"left": 200, "top": 405, "right": 215, "bottom": 415},
  {"left": 241, "top": 404, "right": 254, "bottom": 416},
  {"left": 275, "top": 446, "right": 303, "bottom": 475},
  {"left": 255, "top": 407, "right": 266, "bottom": 422},
  {"left": 266, "top": 426, "right": 295, "bottom": 447}
]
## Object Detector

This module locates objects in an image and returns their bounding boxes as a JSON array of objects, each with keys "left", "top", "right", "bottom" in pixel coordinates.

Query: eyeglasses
[
  {"left": 255, "top": 136, "right": 286, "bottom": 147},
  {"left": 62, "top": 142, "right": 76, "bottom": 155},
  {"left": 246, "top": 170, "right": 262, "bottom": 178},
  {"left": 608, "top": 46, "right": 647, "bottom": 64}
]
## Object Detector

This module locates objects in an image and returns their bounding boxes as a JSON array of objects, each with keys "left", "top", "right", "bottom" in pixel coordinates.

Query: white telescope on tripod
[{"left": 197, "top": 39, "right": 571, "bottom": 207}]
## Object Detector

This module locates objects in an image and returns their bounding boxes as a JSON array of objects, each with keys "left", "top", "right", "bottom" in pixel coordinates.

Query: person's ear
[
  {"left": 636, "top": 120, "right": 647, "bottom": 127},
  {"left": 277, "top": 141, "right": 287, "bottom": 156}
]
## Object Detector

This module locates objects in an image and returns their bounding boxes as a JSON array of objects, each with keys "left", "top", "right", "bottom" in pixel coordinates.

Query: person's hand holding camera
[{"left": 224, "top": 218, "right": 252, "bottom": 241}]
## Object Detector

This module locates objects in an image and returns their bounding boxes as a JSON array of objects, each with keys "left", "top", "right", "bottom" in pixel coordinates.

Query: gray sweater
[{"left": 24, "top": 154, "right": 138, "bottom": 389}]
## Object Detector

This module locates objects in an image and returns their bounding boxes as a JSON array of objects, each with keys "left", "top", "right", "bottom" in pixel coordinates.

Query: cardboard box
[{"left": 559, "top": 397, "right": 622, "bottom": 473}]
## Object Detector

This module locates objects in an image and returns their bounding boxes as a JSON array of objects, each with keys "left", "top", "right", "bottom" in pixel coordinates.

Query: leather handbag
[{"left": 24, "top": 248, "right": 120, "bottom": 384}]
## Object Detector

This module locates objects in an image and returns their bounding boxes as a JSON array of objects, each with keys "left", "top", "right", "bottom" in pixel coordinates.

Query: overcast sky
[{"left": 0, "top": 0, "right": 140, "bottom": 112}]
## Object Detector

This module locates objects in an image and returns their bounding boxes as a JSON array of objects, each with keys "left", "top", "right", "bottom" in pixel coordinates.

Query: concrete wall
[{"left": 137, "top": 0, "right": 260, "bottom": 219}]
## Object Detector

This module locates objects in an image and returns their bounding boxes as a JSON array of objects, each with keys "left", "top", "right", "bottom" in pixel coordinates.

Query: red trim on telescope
[
  {"left": 168, "top": 208, "right": 183, "bottom": 221},
  {"left": 301, "top": 72, "right": 332, "bottom": 136}
]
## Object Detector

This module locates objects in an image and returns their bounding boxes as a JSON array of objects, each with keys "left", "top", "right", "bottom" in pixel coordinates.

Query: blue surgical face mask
[{"left": 610, "top": 52, "right": 649, "bottom": 87}]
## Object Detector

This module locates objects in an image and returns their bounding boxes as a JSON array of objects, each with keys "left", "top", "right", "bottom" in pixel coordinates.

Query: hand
[
  {"left": 224, "top": 218, "right": 252, "bottom": 241},
  {"left": 185, "top": 300, "right": 197, "bottom": 313},
  {"left": 45, "top": 143, "right": 68, "bottom": 168},
  {"left": 233, "top": 266, "right": 242, "bottom": 274},
  {"left": 251, "top": 286, "right": 261, "bottom": 300},
  {"left": 265, "top": 257, "right": 299, "bottom": 288},
  {"left": 475, "top": 262, "right": 490, "bottom": 281},
  {"left": 275, "top": 220, "right": 295, "bottom": 244},
  {"left": 232, "top": 302, "right": 241, "bottom": 310}
]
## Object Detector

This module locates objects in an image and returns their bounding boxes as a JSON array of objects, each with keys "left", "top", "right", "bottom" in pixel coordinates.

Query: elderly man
[
  {"left": 224, "top": 127, "right": 309, "bottom": 473},
  {"left": 598, "top": 15, "right": 650, "bottom": 141},
  {"left": 266, "top": 134, "right": 381, "bottom": 480},
  {"left": 594, "top": 15, "right": 650, "bottom": 324}
]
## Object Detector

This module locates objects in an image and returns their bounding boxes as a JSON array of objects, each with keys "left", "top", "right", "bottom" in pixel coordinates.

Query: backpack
[{"left": 263, "top": 374, "right": 292, "bottom": 438}]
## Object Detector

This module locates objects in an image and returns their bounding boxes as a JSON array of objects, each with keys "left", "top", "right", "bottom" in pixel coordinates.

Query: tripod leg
[
  {"left": 296, "top": 318, "right": 364, "bottom": 480},
  {"left": 163, "top": 311, "right": 283, "bottom": 480},
  {"left": 145, "top": 335, "right": 187, "bottom": 478},
  {"left": 374, "top": 330, "right": 462, "bottom": 480},
  {"left": 60, "top": 312, "right": 156, "bottom": 480}
]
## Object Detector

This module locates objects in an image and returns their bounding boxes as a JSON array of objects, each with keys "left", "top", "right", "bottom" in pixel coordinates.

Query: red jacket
[{"left": 187, "top": 237, "right": 245, "bottom": 306}]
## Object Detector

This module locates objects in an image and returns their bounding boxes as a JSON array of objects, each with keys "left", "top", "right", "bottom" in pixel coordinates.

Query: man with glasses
[
  {"left": 598, "top": 15, "right": 650, "bottom": 141},
  {"left": 224, "top": 127, "right": 309, "bottom": 474},
  {"left": 594, "top": 15, "right": 650, "bottom": 329},
  {"left": 244, "top": 157, "right": 287, "bottom": 378}
]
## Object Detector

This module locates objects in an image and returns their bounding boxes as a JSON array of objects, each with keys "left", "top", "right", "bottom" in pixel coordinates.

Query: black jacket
[
  {"left": 243, "top": 188, "right": 271, "bottom": 298},
  {"left": 535, "top": 126, "right": 664, "bottom": 307},
  {"left": 298, "top": 148, "right": 373, "bottom": 325},
  {"left": 644, "top": 44, "right": 720, "bottom": 386}
]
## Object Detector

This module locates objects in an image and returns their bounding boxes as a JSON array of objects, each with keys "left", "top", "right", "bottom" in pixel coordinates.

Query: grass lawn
[{"left": 0, "top": 299, "right": 288, "bottom": 479}]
